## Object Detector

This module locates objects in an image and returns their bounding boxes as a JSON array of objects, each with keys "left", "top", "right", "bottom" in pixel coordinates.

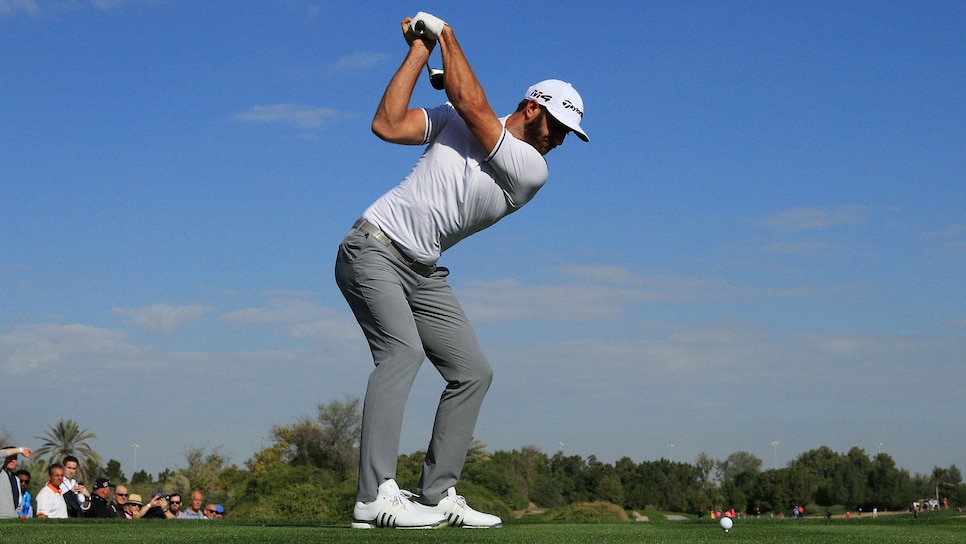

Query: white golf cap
[{"left": 524, "top": 79, "right": 589, "bottom": 142}]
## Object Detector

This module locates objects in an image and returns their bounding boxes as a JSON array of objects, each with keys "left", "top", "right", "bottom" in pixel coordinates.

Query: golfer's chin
[{"left": 535, "top": 141, "right": 555, "bottom": 156}]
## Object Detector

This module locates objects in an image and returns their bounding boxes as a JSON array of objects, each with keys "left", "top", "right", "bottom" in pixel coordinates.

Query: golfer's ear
[{"left": 522, "top": 99, "right": 542, "bottom": 120}]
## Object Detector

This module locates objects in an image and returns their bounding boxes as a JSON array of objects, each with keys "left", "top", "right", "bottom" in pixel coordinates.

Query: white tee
[{"left": 363, "top": 103, "right": 549, "bottom": 265}]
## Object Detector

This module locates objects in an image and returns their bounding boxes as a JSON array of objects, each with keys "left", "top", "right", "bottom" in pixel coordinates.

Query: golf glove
[{"left": 411, "top": 12, "right": 446, "bottom": 40}]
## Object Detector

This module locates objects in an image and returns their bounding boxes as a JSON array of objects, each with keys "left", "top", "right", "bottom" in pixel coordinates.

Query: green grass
[{"left": 3, "top": 512, "right": 964, "bottom": 543}]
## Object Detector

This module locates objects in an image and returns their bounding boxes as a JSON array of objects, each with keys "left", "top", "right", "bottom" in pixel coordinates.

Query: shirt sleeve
[
  {"left": 422, "top": 103, "right": 454, "bottom": 144},
  {"left": 485, "top": 129, "right": 549, "bottom": 208}
]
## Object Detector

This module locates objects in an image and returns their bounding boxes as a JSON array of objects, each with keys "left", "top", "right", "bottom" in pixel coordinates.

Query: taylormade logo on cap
[{"left": 524, "top": 79, "right": 589, "bottom": 142}]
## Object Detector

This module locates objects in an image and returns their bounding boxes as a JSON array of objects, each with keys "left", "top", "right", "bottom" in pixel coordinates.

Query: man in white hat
[{"left": 336, "top": 11, "right": 587, "bottom": 530}]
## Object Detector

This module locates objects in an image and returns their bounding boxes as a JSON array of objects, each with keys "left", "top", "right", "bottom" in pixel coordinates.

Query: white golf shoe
[
  {"left": 351, "top": 479, "right": 447, "bottom": 529},
  {"left": 416, "top": 487, "right": 503, "bottom": 528}
]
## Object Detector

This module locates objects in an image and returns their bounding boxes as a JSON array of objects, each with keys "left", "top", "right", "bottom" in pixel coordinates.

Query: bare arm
[
  {"left": 437, "top": 25, "right": 504, "bottom": 153},
  {"left": 138, "top": 496, "right": 163, "bottom": 519},
  {"left": 1, "top": 446, "right": 31, "bottom": 457},
  {"left": 371, "top": 18, "right": 434, "bottom": 144}
]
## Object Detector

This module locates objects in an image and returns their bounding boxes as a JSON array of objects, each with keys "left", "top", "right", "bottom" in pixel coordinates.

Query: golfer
[{"left": 336, "top": 11, "right": 588, "bottom": 529}]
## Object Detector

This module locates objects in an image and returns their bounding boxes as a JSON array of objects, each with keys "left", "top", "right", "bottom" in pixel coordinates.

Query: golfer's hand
[
  {"left": 410, "top": 12, "right": 446, "bottom": 40},
  {"left": 402, "top": 17, "right": 436, "bottom": 53}
]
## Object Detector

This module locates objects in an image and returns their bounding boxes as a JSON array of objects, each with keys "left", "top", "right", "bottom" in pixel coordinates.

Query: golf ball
[{"left": 719, "top": 516, "right": 734, "bottom": 531}]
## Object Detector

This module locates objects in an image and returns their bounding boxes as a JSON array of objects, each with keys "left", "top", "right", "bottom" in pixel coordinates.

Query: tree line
[{"left": 8, "top": 402, "right": 964, "bottom": 521}]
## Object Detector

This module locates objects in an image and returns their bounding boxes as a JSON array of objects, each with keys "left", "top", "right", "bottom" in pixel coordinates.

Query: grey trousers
[{"left": 335, "top": 227, "right": 493, "bottom": 504}]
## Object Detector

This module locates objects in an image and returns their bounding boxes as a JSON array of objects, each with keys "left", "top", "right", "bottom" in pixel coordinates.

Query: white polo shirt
[
  {"left": 36, "top": 483, "right": 68, "bottom": 519},
  {"left": 363, "top": 103, "right": 549, "bottom": 265}
]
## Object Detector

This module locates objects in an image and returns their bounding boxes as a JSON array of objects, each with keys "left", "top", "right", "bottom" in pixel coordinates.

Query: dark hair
[
  {"left": 62, "top": 455, "right": 80, "bottom": 466},
  {"left": 47, "top": 463, "right": 64, "bottom": 476},
  {"left": 169, "top": 493, "right": 182, "bottom": 501},
  {"left": 515, "top": 99, "right": 531, "bottom": 113},
  {"left": 16, "top": 469, "right": 30, "bottom": 478}
]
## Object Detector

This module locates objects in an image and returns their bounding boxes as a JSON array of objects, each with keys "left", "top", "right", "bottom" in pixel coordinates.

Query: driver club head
[{"left": 429, "top": 68, "right": 445, "bottom": 90}]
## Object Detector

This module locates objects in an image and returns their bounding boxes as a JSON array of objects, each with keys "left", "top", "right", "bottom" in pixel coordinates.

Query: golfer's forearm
[
  {"left": 438, "top": 26, "right": 500, "bottom": 150},
  {"left": 438, "top": 26, "right": 489, "bottom": 116}
]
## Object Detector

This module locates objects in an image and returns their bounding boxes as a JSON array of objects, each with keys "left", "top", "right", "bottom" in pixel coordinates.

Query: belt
[{"left": 352, "top": 219, "right": 437, "bottom": 277}]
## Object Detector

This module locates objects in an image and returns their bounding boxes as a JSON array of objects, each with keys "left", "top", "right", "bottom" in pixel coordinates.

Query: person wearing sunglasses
[
  {"left": 165, "top": 492, "right": 187, "bottom": 519},
  {"left": 112, "top": 484, "right": 132, "bottom": 519},
  {"left": 16, "top": 470, "right": 32, "bottom": 518}
]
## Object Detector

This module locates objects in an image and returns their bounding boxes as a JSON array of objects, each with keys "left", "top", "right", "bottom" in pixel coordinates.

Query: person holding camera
[
  {"left": 60, "top": 455, "right": 91, "bottom": 517},
  {"left": 137, "top": 490, "right": 172, "bottom": 519}
]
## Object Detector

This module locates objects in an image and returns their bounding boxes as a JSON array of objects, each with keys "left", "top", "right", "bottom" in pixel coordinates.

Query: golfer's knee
[
  {"left": 454, "top": 361, "right": 493, "bottom": 391},
  {"left": 375, "top": 343, "right": 424, "bottom": 366}
]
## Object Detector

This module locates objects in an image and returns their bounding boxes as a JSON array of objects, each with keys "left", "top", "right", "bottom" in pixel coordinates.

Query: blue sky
[{"left": 2, "top": 1, "right": 964, "bottom": 481}]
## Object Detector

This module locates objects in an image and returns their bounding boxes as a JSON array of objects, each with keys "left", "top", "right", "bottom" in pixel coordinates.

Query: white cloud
[
  {"left": 922, "top": 223, "right": 966, "bottom": 256},
  {"left": 0, "top": 0, "right": 40, "bottom": 15},
  {"left": 759, "top": 205, "right": 869, "bottom": 231},
  {"left": 233, "top": 103, "right": 345, "bottom": 130},
  {"left": 456, "top": 267, "right": 747, "bottom": 323},
  {"left": 220, "top": 295, "right": 323, "bottom": 325},
  {"left": 0, "top": 323, "right": 132, "bottom": 375},
  {"left": 219, "top": 294, "right": 363, "bottom": 347},
  {"left": 113, "top": 303, "right": 210, "bottom": 334},
  {"left": 330, "top": 51, "right": 389, "bottom": 70},
  {"left": 0, "top": 0, "right": 146, "bottom": 16},
  {"left": 761, "top": 239, "right": 833, "bottom": 255},
  {"left": 91, "top": 0, "right": 126, "bottom": 11}
]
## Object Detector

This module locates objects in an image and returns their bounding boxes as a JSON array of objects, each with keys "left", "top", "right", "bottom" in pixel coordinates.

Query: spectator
[
  {"left": 16, "top": 470, "right": 32, "bottom": 518},
  {"left": 86, "top": 478, "right": 119, "bottom": 518},
  {"left": 60, "top": 455, "right": 91, "bottom": 517},
  {"left": 113, "top": 484, "right": 132, "bottom": 519},
  {"left": 166, "top": 493, "right": 187, "bottom": 519},
  {"left": 125, "top": 494, "right": 144, "bottom": 519},
  {"left": 1, "top": 446, "right": 31, "bottom": 519},
  {"left": 139, "top": 492, "right": 170, "bottom": 519},
  {"left": 36, "top": 463, "right": 69, "bottom": 518},
  {"left": 182, "top": 490, "right": 206, "bottom": 519},
  {"left": 203, "top": 503, "right": 219, "bottom": 519}
]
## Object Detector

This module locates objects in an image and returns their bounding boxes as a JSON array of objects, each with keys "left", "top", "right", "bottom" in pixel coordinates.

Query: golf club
[
  {"left": 414, "top": 20, "right": 445, "bottom": 90},
  {"left": 425, "top": 64, "right": 445, "bottom": 91}
]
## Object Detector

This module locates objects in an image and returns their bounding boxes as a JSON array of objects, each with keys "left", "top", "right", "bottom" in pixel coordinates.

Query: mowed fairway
[{"left": 3, "top": 515, "right": 964, "bottom": 544}]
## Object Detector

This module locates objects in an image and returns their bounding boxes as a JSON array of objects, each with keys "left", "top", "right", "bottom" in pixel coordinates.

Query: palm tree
[{"left": 33, "top": 419, "right": 102, "bottom": 481}]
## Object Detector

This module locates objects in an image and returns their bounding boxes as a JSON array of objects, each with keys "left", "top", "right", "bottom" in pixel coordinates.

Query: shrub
[{"left": 546, "top": 501, "right": 629, "bottom": 522}]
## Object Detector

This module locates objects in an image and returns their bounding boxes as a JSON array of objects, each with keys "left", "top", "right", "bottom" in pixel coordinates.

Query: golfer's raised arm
[
  {"left": 437, "top": 25, "right": 503, "bottom": 153},
  {"left": 371, "top": 18, "right": 433, "bottom": 145}
]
